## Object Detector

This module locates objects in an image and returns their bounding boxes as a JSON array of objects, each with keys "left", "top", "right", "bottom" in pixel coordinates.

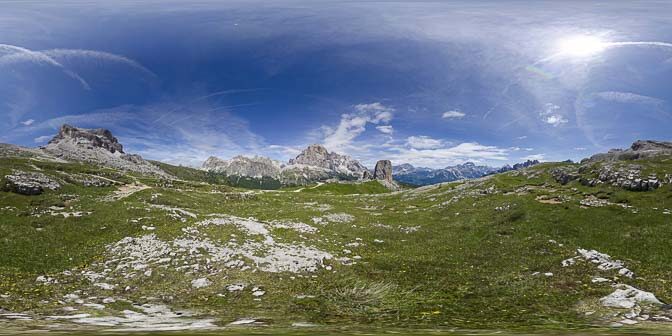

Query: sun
[{"left": 556, "top": 35, "right": 608, "bottom": 58}]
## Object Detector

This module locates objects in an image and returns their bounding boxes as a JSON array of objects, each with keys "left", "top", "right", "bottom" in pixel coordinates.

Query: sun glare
[{"left": 556, "top": 35, "right": 608, "bottom": 58}]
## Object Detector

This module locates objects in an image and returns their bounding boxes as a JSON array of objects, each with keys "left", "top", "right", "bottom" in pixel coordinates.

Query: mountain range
[
  {"left": 202, "top": 144, "right": 374, "bottom": 187},
  {"left": 392, "top": 160, "right": 540, "bottom": 186},
  {"left": 2, "top": 124, "right": 543, "bottom": 189}
]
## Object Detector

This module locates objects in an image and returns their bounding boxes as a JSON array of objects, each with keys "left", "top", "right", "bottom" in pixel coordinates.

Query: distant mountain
[
  {"left": 495, "top": 159, "right": 541, "bottom": 174},
  {"left": 203, "top": 155, "right": 284, "bottom": 179},
  {"left": 393, "top": 160, "right": 540, "bottom": 186},
  {"left": 202, "top": 144, "right": 370, "bottom": 186},
  {"left": 289, "top": 144, "right": 369, "bottom": 177}
]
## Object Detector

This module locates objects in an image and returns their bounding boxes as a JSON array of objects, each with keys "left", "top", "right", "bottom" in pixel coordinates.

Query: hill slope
[{"left": 1, "top": 141, "right": 672, "bottom": 333}]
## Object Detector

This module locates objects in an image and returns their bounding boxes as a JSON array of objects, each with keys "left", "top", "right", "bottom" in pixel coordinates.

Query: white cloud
[
  {"left": 574, "top": 147, "right": 587, "bottom": 151},
  {"left": 267, "top": 144, "right": 302, "bottom": 158},
  {"left": 442, "top": 110, "right": 466, "bottom": 119},
  {"left": 594, "top": 91, "right": 664, "bottom": 105},
  {"left": 516, "top": 135, "right": 528, "bottom": 140},
  {"left": 33, "top": 135, "right": 52, "bottom": 143},
  {"left": 322, "top": 102, "right": 394, "bottom": 152},
  {"left": 406, "top": 136, "right": 442, "bottom": 149},
  {"left": 521, "top": 153, "right": 545, "bottom": 161},
  {"left": 539, "top": 103, "right": 568, "bottom": 127},
  {"left": 385, "top": 142, "right": 510, "bottom": 168},
  {"left": 20, "top": 119, "right": 34, "bottom": 126},
  {"left": 353, "top": 102, "right": 394, "bottom": 122},
  {"left": 376, "top": 125, "right": 394, "bottom": 134}
]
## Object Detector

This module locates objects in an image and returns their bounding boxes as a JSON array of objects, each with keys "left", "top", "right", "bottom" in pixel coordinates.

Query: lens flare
[{"left": 556, "top": 35, "right": 608, "bottom": 58}]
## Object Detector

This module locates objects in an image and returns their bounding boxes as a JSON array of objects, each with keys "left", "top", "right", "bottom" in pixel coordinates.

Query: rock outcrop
[
  {"left": 585, "top": 140, "right": 672, "bottom": 163},
  {"left": 551, "top": 167, "right": 580, "bottom": 185},
  {"left": 2, "top": 170, "right": 61, "bottom": 195},
  {"left": 373, "top": 160, "right": 393, "bottom": 183},
  {"left": 588, "top": 164, "right": 661, "bottom": 191},
  {"left": 43, "top": 124, "right": 169, "bottom": 177}
]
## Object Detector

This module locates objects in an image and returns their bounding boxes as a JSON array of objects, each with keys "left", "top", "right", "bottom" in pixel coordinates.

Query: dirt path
[
  {"left": 292, "top": 182, "right": 324, "bottom": 193},
  {"left": 106, "top": 182, "right": 150, "bottom": 201}
]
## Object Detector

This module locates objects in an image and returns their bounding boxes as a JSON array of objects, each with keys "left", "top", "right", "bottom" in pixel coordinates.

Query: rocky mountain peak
[
  {"left": 289, "top": 144, "right": 369, "bottom": 176},
  {"left": 289, "top": 144, "right": 330, "bottom": 165},
  {"left": 42, "top": 124, "right": 168, "bottom": 177},
  {"left": 49, "top": 124, "right": 124, "bottom": 154}
]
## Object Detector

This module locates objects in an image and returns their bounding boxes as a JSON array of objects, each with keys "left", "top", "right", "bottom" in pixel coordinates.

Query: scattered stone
[
  {"left": 226, "top": 284, "right": 245, "bottom": 292},
  {"left": 191, "top": 278, "right": 211, "bottom": 289}
]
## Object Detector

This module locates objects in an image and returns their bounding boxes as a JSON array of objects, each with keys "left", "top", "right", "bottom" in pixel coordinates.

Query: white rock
[
  {"left": 191, "top": 278, "right": 211, "bottom": 289},
  {"left": 93, "top": 283, "right": 116, "bottom": 290},
  {"left": 229, "top": 318, "right": 257, "bottom": 325},
  {"left": 592, "top": 277, "right": 611, "bottom": 283},
  {"left": 83, "top": 303, "right": 105, "bottom": 310},
  {"left": 226, "top": 284, "right": 245, "bottom": 292}
]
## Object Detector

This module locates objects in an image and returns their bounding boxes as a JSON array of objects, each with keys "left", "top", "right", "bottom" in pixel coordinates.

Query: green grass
[
  {"left": 301, "top": 180, "right": 390, "bottom": 195},
  {"left": 1, "top": 155, "right": 672, "bottom": 332}
]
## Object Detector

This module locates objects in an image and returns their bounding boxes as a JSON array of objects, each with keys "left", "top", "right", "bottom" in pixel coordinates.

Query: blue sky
[{"left": 1, "top": 1, "right": 672, "bottom": 168}]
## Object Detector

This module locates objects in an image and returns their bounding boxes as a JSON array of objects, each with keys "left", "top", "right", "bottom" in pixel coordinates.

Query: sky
[{"left": 1, "top": 0, "right": 672, "bottom": 169}]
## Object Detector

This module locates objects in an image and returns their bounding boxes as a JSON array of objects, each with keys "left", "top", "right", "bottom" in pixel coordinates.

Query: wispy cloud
[
  {"left": 594, "top": 91, "right": 665, "bottom": 106},
  {"left": 20, "top": 119, "right": 34, "bottom": 126},
  {"left": 375, "top": 125, "right": 394, "bottom": 134},
  {"left": 442, "top": 110, "right": 466, "bottom": 119},
  {"left": 0, "top": 44, "right": 156, "bottom": 90},
  {"left": 33, "top": 135, "right": 52, "bottom": 143},
  {"left": 0, "top": 44, "right": 91, "bottom": 89},
  {"left": 44, "top": 49, "right": 157, "bottom": 79}
]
